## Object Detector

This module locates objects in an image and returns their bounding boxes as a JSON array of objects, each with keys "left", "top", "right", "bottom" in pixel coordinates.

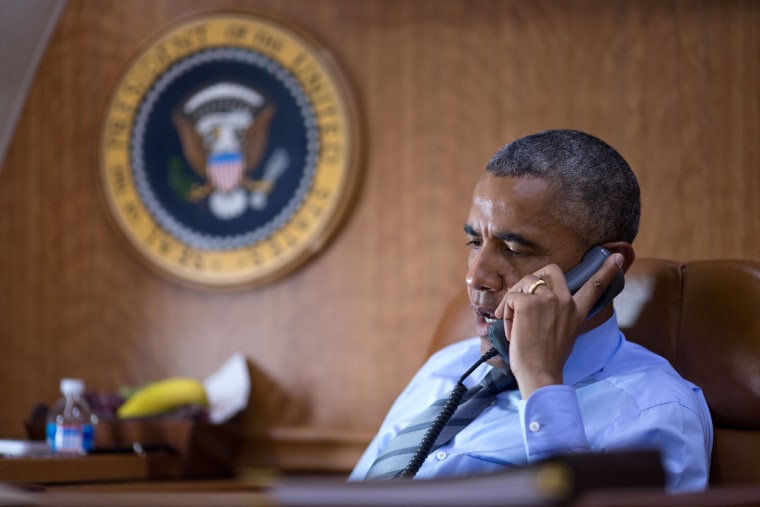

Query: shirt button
[
  {"left": 435, "top": 451, "right": 447, "bottom": 461},
  {"left": 529, "top": 421, "right": 541, "bottom": 432}
]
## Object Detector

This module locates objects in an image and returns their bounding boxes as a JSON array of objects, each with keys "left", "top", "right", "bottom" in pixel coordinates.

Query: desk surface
[
  {"left": 2, "top": 471, "right": 760, "bottom": 507},
  {"left": 3, "top": 483, "right": 760, "bottom": 507},
  {"left": 3, "top": 451, "right": 760, "bottom": 507}
]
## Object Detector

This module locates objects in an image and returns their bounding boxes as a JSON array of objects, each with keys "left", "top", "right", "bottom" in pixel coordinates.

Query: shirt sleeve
[
  {"left": 518, "top": 385, "right": 590, "bottom": 460},
  {"left": 596, "top": 400, "right": 711, "bottom": 492},
  {"left": 518, "top": 384, "right": 711, "bottom": 492}
]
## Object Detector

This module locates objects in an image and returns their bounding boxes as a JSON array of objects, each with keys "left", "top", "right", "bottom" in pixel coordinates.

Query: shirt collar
[{"left": 562, "top": 312, "right": 623, "bottom": 386}]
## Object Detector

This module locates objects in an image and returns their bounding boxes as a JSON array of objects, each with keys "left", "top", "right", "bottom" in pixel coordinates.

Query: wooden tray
[{"left": 25, "top": 419, "right": 241, "bottom": 479}]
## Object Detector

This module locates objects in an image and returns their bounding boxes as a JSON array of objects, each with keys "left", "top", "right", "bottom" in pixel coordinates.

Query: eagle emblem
[
  {"left": 101, "top": 13, "right": 358, "bottom": 287},
  {"left": 172, "top": 81, "right": 281, "bottom": 220}
]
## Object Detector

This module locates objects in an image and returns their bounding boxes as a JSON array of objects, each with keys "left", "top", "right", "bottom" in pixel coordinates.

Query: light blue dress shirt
[{"left": 349, "top": 313, "right": 713, "bottom": 492}]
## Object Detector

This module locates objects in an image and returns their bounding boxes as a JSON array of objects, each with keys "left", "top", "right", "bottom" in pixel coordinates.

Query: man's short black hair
[{"left": 486, "top": 129, "right": 641, "bottom": 247}]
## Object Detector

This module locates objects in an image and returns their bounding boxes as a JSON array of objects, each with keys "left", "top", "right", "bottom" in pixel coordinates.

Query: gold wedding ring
[{"left": 528, "top": 279, "right": 547, "bottom": 294}]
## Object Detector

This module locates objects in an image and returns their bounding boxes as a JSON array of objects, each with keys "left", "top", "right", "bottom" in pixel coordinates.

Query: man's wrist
[{"left": 517, "top": 370, "right": 563, "bottom": 399}]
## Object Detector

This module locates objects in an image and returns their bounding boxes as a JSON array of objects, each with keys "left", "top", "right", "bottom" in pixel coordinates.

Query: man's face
[{"left": 465, "top": 174, "right": 585, "bottom": 358}]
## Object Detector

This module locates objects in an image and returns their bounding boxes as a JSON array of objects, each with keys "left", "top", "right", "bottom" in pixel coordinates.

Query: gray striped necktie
[{"left": 365, "top": 367, "right": 517, "bottom": 480}]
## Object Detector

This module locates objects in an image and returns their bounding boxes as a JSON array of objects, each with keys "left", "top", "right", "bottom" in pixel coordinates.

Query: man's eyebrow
[
  {"left": 494, "top": 232, "right": 537, "bottom": 249},
  {"left": 463, "top": 224, "right": 480, "bottom": 237},
  {"left": 464, "top": 224, "right": 537, "bottom": 248}
]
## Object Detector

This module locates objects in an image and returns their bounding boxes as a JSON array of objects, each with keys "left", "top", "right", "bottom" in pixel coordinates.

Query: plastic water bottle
[{"left": 46, "top": 378, "right": 98, "bottom": 455}]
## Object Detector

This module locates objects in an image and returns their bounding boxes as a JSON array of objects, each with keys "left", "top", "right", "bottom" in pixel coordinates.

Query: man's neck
[{"left": 576, "top": 304, "right": 615, "bottom": 336}]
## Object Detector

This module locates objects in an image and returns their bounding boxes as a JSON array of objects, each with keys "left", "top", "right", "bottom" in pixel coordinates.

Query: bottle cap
[{"left": 60, "top": 378, "right": 85, "bottom": 395}]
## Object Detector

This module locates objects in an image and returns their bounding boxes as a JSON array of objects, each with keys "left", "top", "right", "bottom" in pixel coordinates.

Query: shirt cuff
[{"left": 518, "top": 384, "right": 589, "bottom": 461}]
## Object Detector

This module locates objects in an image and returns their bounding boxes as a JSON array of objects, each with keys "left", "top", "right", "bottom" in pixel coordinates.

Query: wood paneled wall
[{"left": 1, "top": 0, "right": 758, "bottom": 471}]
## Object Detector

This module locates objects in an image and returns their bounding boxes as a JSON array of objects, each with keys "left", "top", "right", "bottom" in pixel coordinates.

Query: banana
[{"left": 117, "top": 377, "right": 208, "bottom": 418}]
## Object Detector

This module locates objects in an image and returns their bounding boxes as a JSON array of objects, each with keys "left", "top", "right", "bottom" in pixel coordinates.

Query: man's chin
[{"left": 487, "top": 355, "right": 509, "bottom": 369}]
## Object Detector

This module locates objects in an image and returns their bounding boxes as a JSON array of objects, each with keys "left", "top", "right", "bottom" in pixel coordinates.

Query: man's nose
[{"left": 466, "top": 246, "right": 504, "bottom": 292}]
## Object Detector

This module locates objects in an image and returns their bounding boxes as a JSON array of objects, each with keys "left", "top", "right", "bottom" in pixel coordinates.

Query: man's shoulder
[
  {"left": 413, "top": 337, "right": 484, "bottom": 384},
  {"left": 596, "top": 340, "right": 707, "bottom": 412}
]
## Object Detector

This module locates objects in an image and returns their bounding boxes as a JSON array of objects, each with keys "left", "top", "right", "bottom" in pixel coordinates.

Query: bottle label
[{"left": 46, "top": 422, "right": 95, "bottom": 454}]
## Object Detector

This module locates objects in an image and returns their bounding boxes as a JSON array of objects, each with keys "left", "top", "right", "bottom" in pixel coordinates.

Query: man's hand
[{"left": 494, "top": 252, "right": 624, "bottom": 398}]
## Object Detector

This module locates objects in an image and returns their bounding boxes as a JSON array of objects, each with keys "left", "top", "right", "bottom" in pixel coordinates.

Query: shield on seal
[{"left": 208, "top": 152, "right": 244, "bottom": 193}]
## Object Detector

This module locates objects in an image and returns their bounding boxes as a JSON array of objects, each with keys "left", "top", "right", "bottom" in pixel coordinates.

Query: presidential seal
[{"left": 101, "top": 12, "right": 361, "bottom": 288}]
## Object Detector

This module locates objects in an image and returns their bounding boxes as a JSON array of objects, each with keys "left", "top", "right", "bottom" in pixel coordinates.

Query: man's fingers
[
  {"left": 515, "top": 266, "right": 563, "bottom": 294},
  {"left": 573, "top": 252, "right": 624, "bottom": 316}
]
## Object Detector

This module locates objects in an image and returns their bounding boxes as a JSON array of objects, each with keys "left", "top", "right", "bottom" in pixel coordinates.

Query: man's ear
[{"left": 602, "top": 242, "right": 635, "bottom": 273}]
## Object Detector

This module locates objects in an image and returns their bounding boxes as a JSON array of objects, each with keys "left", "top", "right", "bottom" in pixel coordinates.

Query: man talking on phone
[{"left": 349, "top": 129, "right": 713, "bottom": 492}]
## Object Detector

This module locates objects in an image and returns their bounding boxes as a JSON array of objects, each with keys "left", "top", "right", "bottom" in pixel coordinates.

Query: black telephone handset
[{"left": 487, "top": 246, "right": 625, "bottom": 361}]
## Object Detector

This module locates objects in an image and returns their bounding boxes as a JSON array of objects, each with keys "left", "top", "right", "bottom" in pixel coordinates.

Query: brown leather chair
[{"left": 427, "top": 258, "right": 760, "bottom": 487}]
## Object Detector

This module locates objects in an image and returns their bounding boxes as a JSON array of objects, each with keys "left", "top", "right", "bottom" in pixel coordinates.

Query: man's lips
[{"left": 472, "top": 306, "right": 498, "bottom": 337}]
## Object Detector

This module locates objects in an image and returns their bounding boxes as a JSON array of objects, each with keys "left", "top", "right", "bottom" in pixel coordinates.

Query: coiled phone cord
[{"left": 398, "top": 347, "right": 500, "bottom": 479}]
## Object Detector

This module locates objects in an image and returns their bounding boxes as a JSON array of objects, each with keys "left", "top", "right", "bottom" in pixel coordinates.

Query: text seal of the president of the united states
[{"left": 101, "top": 12, "right": 361, "bottom": 288}]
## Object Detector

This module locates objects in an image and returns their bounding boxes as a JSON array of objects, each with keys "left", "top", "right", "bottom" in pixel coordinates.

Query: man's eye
[
  {"left": 465, "top": 239, "right": 482, "bottom": 248},
  {"left": 505, "top": 246, "right": 529, "bottom": 257}
]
